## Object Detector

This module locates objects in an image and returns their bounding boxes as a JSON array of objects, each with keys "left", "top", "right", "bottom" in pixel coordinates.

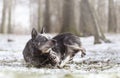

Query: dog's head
[{"left": 31, "top": 28, "right": 56, "bottom": 53}]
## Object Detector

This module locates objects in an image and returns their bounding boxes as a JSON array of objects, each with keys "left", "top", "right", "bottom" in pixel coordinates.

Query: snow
[{"left": 0, "top": 34, "right": 120, "bottom": 77}]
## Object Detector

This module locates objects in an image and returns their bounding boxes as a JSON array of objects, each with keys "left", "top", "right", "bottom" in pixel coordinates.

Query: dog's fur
[
  {"left": 51, "top": 33, "right": 86, "bottom": 68},
  {"left": 23, "top": 28, "right": 86, "bottom": 68},
  {"left": 23, "top": 28, "right": 58, "bottom": 67}
]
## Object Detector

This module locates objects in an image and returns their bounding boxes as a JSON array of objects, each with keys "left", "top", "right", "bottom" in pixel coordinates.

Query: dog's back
[
  {"left": 52, "top": 33, "right": 86, "bottom": 67},
  {"left": 53, "top": 33, "right": 81, "bottom": 54}
]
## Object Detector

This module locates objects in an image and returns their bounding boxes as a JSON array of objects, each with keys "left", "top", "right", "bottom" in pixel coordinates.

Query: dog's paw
[{"left": 81, "top": 52, "right": 86, "bottom": 57}]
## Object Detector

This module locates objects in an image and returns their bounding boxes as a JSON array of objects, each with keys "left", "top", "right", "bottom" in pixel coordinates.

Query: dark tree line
[
  {"left": 0, "top": 0, "right": 119, "bottom": 37},
  {"left": 30, "top": 0, "right": 118, "bottom": 35}
]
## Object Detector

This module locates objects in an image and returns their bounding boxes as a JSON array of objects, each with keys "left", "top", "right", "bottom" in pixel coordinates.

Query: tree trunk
[
  {"left": 8, "top": 0, "right": 12, "bottom": 34},
  {"left": 80, "top": 0, "right": 101, "bottom": 44},
  {"left": 97, "top": 0, "right": 108, "bottom": 32},
  {"left": 43, "top": 0, "right": 50, "bottom": 33},
  {"left": 0, "top": 0, "right": 7, "bottom": 33},
  {"left": 61, "top": 0, "right": 77, "bottom": 34},
  {"left": 80, "top": 0, "right": 110, "bottom": 44},
  {"left": 108, "top": 0, "right": 117, "bottom": 32},
  {"left": 79, "top": 0, "right": 89, "bottom": 36},
  {"left": 37, "top": 0, "right": 41, "bottom": 32}
]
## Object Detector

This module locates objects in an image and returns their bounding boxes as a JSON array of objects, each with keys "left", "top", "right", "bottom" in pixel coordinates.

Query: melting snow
[{"left": 0, "top": 34, "right": 120, "bottom": 77}]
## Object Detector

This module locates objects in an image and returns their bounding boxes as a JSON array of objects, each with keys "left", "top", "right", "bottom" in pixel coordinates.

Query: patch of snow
[{"left": 0, "top": 33, "right": 120, "bottom": 76}]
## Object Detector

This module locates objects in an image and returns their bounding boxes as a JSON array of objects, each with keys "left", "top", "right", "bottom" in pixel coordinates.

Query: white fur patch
[
  {"left": 59, "top": 55, "right": 70, "bottom": 68},
  {"left": 41, "top": 34, "right": 54, "bottom": 39}
]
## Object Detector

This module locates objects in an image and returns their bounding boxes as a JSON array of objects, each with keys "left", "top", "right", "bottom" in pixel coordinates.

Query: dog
[
  {"left": 23, "top": 28, "right": 58, "bottom": 67},
  {"left": 23, "top": 28, "right": 86, "bottom": 68}
]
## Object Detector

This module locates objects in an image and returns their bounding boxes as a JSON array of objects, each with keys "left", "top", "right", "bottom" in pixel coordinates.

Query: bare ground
[{"left": 0, "top": 34, "right": 120, "bottom": 78}]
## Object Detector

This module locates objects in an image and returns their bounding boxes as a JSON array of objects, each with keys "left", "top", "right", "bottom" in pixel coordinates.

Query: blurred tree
[
  {"left": 0, "top": 0, "right": 7, "bottom": 33},
  {"left": 60, "top": 0, "right": 79, "bottom": 35},
  {"left": 97, "top": 0, "right": 108, "bottom": 32},
  {"left": 0, "top": 0, "right": 14, "bottom": 34},
  {"left": 80, "top": 0, "right": 110, "bottom": 44},
  {"left": 29, "top": 0, "right": 42, "bottom": 32},
  {"left": 29, "top": 0, "right": 32, "bottom": 29},
  {"left": 80, "top": 0, "right": 100, "bottom": 44},
  {"left": 49, "top": 0, "right": 63, "bottom": 33},
  {"left": 43, "top": 0, "right": 51, "bottom": 32},
  {"left": 37, "top": 0, "right": 41, "bottom": 32},
  {"left": 108, "top": 0, "right": 117, "bottom": 33},
  {"left": 8, "top": 0, "right": 13, "bottom": 33}
]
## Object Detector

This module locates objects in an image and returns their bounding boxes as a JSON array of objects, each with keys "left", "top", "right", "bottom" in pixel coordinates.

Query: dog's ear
[
  {"left": 40, "top": 26, "right": 45, "bottom": 34},
  {"left": 31, "top": 28, "right": 38, "bottom": 39}
]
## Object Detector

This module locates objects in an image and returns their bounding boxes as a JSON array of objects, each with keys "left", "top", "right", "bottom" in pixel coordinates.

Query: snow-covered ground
[{"left": 0, "top": 34, "right": 120, "bottom": 78}]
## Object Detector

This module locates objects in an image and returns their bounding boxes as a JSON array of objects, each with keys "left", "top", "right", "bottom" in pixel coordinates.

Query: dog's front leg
[
  {"left": 58, "top": 55, "right": 71, "bottom": 68},
  {"left": 48, "top": 51, "right": 60, "bottom": 66},
  {"left": 79, "top": 47, "right": 86, "bottom": 57}
]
